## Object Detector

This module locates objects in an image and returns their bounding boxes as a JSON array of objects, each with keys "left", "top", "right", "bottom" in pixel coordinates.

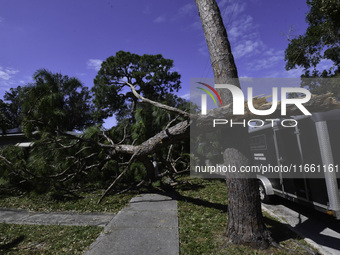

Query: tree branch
[{"left": 125, "top": 82, "right": 190, "bottom": 118}]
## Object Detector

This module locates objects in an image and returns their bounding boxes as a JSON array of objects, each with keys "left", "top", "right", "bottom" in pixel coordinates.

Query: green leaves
[
  {"left": 284, "top": 0, "right": 340, "bottom": 98},
  {"left": 92, "top": 50, "right": 181, "bottom": 121},
  {"left": 15, "top": 69, "right": 95, "bottom": 134},
  {"left": 285, "top": 0, "right": 340, "bottom": 77}
]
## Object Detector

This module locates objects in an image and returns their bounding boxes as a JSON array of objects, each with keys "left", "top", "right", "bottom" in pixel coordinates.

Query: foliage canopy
[
  {"left": 92, "top": 51, "right": 181, "bottom": 122},
  {"left": 0, "top": 54, "right": 189, "bottom": 198},
  {"left": 285, "top": 0, "right": 340, "bottom": 97}
]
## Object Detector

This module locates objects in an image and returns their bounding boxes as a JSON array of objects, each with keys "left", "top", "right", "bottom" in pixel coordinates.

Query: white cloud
[
  {"left": 283, "top": 68, "right": 304, "bottom": 78},
  {"left": 190, "top": 21, "right": 202, "bottom": 30},
  {"left": 178, "top": 3, "right": 195, "bottom": 16},
  {"left": 218, "top": 3, "right": 288, "bottom": 77},
  {"left": 0, "top": 71, "right": 11, "bottom": 81},
  {"left": 172, "top": 3, "right": 196, "bottom": 22},
  {"left": 180, "top": 93, "right": 190, "bottom": 100},
  {"left": 264, "top": 48, "right": 283, "bottom": 57},
  {"left": 228, "top": 15, "right": 255, "bottom": 41},
  {"left": 198, "top": 43, "right": 209, "bottom": 56},
  {"left": 266, "top": 58, "right": 333, "bottom": 78},
  {"left": 267, "top": 67, "right": 304, "bottom": 78},
  {"left": 221, "top": 6, "right": 264, "bottom": 61},
  {"left": 0, "top": 67, "right": 19, "bottom": 97},
  {"left": 154, "top": 15, "right": 166, "bottom": 23},
  {"left": 221, "top": 1, "right": 246, "bottom": 24},
  {"left": 0, "top": 67, "right": 19, "bottom": 82},
  {"left": 194, "top": 1, "right": 293, "bottom": 77},
  {"left": 252, "top": 56, "right": 282, "bottom": 71},
  {"left": 76, "top": 72, "right": 87, "bottom": 77},
  {"left": 87, "top": 59, "right": 103, "bottom": 71},
  {"left": 233, "top": 40, "right": 263, "bottom": 59},
  {"left": 247, "top": 49, "right": 284, "bottom": 71}
]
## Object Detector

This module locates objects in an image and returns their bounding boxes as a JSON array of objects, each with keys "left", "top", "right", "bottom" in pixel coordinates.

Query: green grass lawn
[
  {"left": 0, "top": 189, "right": 134, "bottom": 213},
  {"left": 0, "top": 187, "right": 134, "bottom": 254},
  {"left": 0, "top": 177, "right": 319, "bottom": 254},
  {"left": 0, "top": 223, "right": 102, "bottom": 254},
  {"left": 0, "top": 187, "right": 135, "bottom": 255}
]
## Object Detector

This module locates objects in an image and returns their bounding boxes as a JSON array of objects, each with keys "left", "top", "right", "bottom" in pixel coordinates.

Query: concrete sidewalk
[
  {"left": 84, "top": 193, "right": 179, "bottom": 255},
  {"left": 0, "top": 208, "right": 114, "bottom": 227}
]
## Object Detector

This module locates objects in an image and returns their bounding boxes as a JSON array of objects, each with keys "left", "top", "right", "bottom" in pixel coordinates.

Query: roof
[
  {"left": 0, "top": 127, "right": 23, "bottom": 136},
  {"left": 15, "top": 142, "right": 33, "bottom": 148}
]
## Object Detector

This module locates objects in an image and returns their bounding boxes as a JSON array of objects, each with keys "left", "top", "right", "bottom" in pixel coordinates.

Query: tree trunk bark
[
  {"left": 195, "top": 0, "right": 272, "bottom": 248},
  {"left": 223, "top": 149, "right": 271, "bottom": 248}
]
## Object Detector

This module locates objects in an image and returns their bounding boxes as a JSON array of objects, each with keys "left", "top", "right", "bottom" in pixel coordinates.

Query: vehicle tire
[{"left": 258, "top": 180, "right": 271, "bottom": 203}]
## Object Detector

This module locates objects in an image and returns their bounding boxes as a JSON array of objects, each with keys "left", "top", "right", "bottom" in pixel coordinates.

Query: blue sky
[{"left": 0, "top": 0, "right": 313, "bottom": 127}]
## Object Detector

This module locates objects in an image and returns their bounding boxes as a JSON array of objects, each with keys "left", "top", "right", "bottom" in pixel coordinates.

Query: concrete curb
[{"left": 262, "top": 204, "right": 336, "bottom": 255}]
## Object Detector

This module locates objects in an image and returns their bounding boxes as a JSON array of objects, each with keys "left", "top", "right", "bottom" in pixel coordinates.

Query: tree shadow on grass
[
  {"left": 153, "top": 182, "right": 228, "bottom": 213},
  {"left": 0, "top": 235, "right": 25, "bottom": 252},
  {"left": 264, "top": 216, "right": 302, "bottom": 243},
  {"left": 156, "top": 183, "right": 304, "bottom": 242}
]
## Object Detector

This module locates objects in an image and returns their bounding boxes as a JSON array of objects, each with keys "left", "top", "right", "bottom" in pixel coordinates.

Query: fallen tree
[
  {"left": 1, "top": 81, "right": 337, "bottom": 199},
  {"left": 95, "top": 84, "right": 340, "bottom": 202}
]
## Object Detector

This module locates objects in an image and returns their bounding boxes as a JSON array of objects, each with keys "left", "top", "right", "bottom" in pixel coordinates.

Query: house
[
  {"left": 0, "top": 128, "right": 82, "bottom": 148},
  {"left": 0, "top": 128, "right": 30, "bottom": 148}
]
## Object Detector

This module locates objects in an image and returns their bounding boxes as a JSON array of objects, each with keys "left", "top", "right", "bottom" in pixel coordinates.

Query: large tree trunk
[{"left": 195, "top": 0, "right": 272, "bottom": 247}]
